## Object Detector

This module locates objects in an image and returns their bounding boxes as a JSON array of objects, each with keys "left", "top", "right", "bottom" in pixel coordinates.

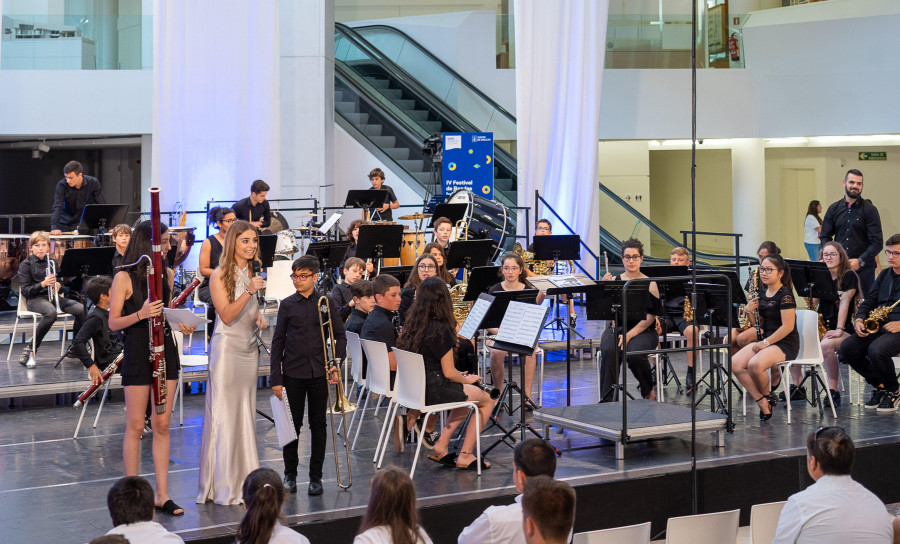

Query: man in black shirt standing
[
  {"left": 840, "top": 233, "right": 900, "bottom": 412},
  {"left": 50, "top": 161, "right": 105, "bottom": 234},
  {"left": 819, "top": 169, "right": 883, "bottom": 294},
  {"left": 232, "top": 179, "right": 271, "bottom": 229},
  {"left": 270, "top": 255, "right": 345, "bottom": 496},
  {"left": 367, "top": 168, "right": 399, "bottom": 221}
]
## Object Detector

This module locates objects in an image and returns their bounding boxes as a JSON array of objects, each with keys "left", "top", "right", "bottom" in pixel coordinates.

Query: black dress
[
  {"left": 198, "top": 235, "right": 224, "bottom": 305},
  {"left": 818, "top": 271, "right": 860, "bottom": 332},
  {"left": 120, "top": 273, "right": 180, "bottom": 386},
  {"left": 758, "top": 285, "right": 800, "bottom": 360},
  {"left": 420, "top": 321, "right": 467, "bottom": 405}
]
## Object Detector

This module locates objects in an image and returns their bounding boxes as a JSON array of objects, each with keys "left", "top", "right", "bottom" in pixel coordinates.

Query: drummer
[
  {"left": 367, "top": 168, "right": 399, "bottom": 221},
  {"left": 110, "top": 224, "right": 131, "bottom": 272},
  {"left": 50, "top": 161, "right": 105, "bottom": 234},
  {"left": 232, "top": 179, "right": 271, "bottom": 229}
]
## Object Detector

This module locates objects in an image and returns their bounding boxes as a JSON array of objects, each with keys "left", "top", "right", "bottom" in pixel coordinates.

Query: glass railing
[
  {"left": 1, "top": 12, "right": 150, "bottom": 69},
  {"left": 347, "top": 23, "right": 518, "bottom": 146}
]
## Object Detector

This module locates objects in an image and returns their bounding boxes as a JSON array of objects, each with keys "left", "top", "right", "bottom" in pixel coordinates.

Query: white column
[
  {"left": 731, "top": 138, "right": 766, "bottom": 255},
  {"left": 280, "top": 0, "right": 334, "bottom": 209}
]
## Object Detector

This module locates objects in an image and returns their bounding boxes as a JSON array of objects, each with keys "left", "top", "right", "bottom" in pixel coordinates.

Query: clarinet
[{"left": 148, "top": 187, "right": 168, "bottom": 414}]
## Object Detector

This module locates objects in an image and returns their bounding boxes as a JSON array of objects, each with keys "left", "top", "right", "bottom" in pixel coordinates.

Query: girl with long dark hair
[
  {"left": 235, "top": 468, "right": 310, "bottom": 544},
  {"left": 355, "top": 467, "right": 431, "bottom": 544},
  {"left": 398, "top": 253, "right": 439, "bottom": 324},
  {"left": 423, "top": 241, "right": 455, "bottom": 286},
  {"left": 816, "top": 241, "right": 860, "bottom": 406},
  {"left": 198, "top": 206, "right": 236, "bottom": 336}
]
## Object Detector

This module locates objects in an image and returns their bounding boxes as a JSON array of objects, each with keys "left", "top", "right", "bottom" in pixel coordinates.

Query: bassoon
[
  {"left": 170, "top": 276, "right": 201, "bottom": 309},
  {"left": 149, "top": 187, "right": 168, "bottom": 414}
]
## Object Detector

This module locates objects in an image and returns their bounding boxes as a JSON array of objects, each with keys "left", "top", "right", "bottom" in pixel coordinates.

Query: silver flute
[{"left": 47, "top": 260, "right": 62, "bottom": 312}]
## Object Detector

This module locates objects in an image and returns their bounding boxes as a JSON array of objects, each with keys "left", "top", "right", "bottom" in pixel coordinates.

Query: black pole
[{"left": 690, "top": 0, "right": 699, "bottom": 517}]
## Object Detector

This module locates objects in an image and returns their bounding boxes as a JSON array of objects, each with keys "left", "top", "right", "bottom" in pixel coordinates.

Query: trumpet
[
  {"left": 47, "top": 259, "right": 62, "bottom": 313},
  {"left": 863, "top": 298, "right": 900, "bottom": 334},
  {"left": 317, "top": 296, "right": 356, "bottom": 490}
]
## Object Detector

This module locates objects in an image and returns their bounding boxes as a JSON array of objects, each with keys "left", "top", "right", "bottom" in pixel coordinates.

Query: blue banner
[{"left": 442, "top": 132, "right": 494, "bottom": 199}]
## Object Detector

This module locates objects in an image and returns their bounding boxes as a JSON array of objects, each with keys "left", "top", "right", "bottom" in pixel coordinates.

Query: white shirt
[
  {"left": 268, "top": 522, "right": 311, "bottom": 544},
  {"left": 354, "top": 525, "right": 433, "bottom": 544},
  {"left": 458, "top": 495, "right": 525, "bottom": 544},
  {"left": 804, "top": 215, "right": 821, "bottom": 244},
  {"left": 772, "top": 474, "right": 894, "bottom": 544},
  {"left": 106, "top": 521, "right": 185, "bottom": 544}
]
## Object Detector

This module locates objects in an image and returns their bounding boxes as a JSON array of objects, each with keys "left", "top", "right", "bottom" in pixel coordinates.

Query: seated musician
[
  {"left": 598, "top": 238, "right": 659, "bottom": 402},
  {"left": 72, "top": 276, "right": 122, "bottom": 385},
  {"left": 110, "top": 223, "right": 131, "bottom": 272},
  {"left": 361, "top": 274, "right": 402, "bottom": 383},
  {"left": 527, "top": 218, "right": 576, "bottom": 328},
  {"left": 331, "top": 257, "right": 365, "bottom": 321},
  {"left": 839, "top": 233, "right": 900, "bottom": 412},
  {"left": 50, "top": 160, "right": 105, "bottom": 235},
  {"left": 232, "top": 179, "right": 271, "bottom": 230},
  {"left": 488, "top": 252, "right": 545, "bottom": 407},
  {"left": 345, "top": 279, "right": 374, "bottom": 335},
  {"left": 339, "top": 219, "right": 374, "bottom": 278},
  {"left": 664, "top": 247, "right": 702, "bottom": 392},
  {"left": 432, "top": 216, "right": 453, "bottom": 250},
  {"left": 397, "top": 276, "right": 496, "bottom": 469},
  {"left": 733, "top": 254, "right": 799, "bottom": 421},
  {"left": 398, "top": 254, "right": 439, "bottom": 325},
  {"left": 815, "top": 241, "right": 860, "bottom": 408},
  {"left": 423, "top": 242, "right": 456, "bottom": 286},
  {"left": 367, "top": 168, "right": 399, "bottom": 221},
  {"left": 198, "top": 207, "right": 235, "bottom": 339},
  {"left": 16, "top": 231, "right": 86, "bottom": 367}
]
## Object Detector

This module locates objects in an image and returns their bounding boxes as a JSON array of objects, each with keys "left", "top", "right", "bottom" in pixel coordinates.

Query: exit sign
[{"left": 859, "top": 152, "right": 887, "bottom": 161}]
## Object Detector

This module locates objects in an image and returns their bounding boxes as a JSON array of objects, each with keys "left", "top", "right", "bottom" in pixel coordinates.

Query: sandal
[
  {"left": 155, "top": 499, "right": 184, "bottom": 516},
  {"left": 456, "top": 452, "right": 491, "bottom": 470},
  {"left": 427, "top": 452, "right": 457, "bottom": 466}
]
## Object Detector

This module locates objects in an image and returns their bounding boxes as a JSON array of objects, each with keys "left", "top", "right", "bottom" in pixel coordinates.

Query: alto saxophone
[
  {"left": 683, "top": 296, "right": 694, "bottom": 322},
  {"left": 739, "top": 267, "right": 760, "bottom": 331},
  {"left": 807, "top": 297, "right": 828, "bottom": 340},
  {"left": 863, "top": 298, "right": 900, "bottom": 334}
]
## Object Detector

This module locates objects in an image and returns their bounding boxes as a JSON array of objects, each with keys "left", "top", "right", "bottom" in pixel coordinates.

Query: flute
[{"left": 603, "top": 251, "right": 609, "bottom": 277}]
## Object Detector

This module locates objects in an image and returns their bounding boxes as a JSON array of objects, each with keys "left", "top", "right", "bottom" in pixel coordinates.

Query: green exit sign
[{"left": 859, "top": 152, "right": 887, "bottom": 161}]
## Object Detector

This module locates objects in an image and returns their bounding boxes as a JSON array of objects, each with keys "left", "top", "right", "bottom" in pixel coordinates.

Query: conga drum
[
  {"left": 0, "top": 234, "right": 29, "bottom": 281},
  {"left": 400, "top": 230, "right": 425, "bottom": 265}
]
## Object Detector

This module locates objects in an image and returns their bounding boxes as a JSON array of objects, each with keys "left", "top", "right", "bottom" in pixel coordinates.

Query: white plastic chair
[
  {"left": 665, "top": 508, "right": 739, "bottom": 544},
  {"left": 6, "top": 292, "right": 72, "bottom": 361},
  {"left": 382, "top": 348, "right": 482, "bottom": 476},
  {"left": 777, "top": 310, "right": 837, "bottom": 423},
  {"left": 172, "top": 331, "right": 209, "bottom": 426},
  {"left": 73, "top": 339, "right": 112, "bottom": 439},
  {"left": 573, "top": 521, "right": 651, "bottom": 544},
  {"left": 340, "top": 332, "right": 367, "bottom": 438},
  {"left": 262, "top": 260, "right": 296, "bottom": 320},
  {"left": 750, "top": 501, "right": 786, "bottom": 544},
  {"left": 356, "top": 339, "right": 397, "bottom": 453},
  {"left": 190, "top": 281, "right": 209, "bottom": 352}
]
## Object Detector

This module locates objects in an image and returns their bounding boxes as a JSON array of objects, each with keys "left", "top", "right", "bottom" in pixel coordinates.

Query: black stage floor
[{"left": 2, "top": 308, "right": 900, "bottom": 543}]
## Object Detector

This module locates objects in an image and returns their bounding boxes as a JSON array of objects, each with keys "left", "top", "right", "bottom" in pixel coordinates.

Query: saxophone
[
  {"left": 863, "top": 298, "right": 900, "bottom": 334},
  {"left": 738, "top": 267, "right": 759, "bottom": 330},
  {"left": 683, "top": 296, "right": 694, "bottom": 322},
  {"left": 450, "top": 221, "right": 471, "bottom": 322},
  {"left": 807, "top": 296, "right": 828, "bottom": 340}
]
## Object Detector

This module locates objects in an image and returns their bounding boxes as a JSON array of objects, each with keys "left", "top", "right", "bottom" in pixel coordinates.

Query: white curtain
[
  {"left": 514, "top": 0, "right": 608, "bottom": 265},
  {"left": 152, "top": 1, "right": 280, "bottom": 235}
]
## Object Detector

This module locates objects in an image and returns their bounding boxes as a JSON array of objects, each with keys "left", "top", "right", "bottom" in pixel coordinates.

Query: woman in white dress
[
  {"left": 197, "top": 220, "right": 267, "bottom": 505},
  {"left": 236, "top": 468, "right": 310, "bottom": 544},
  {"left": 354, "top": 467, "right": 433, "bottom": 544}
]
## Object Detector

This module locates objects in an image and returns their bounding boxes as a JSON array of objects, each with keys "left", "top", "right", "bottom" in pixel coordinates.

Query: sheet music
[
  {"left": 495, "top": 301, "right": 548, "bottom": 349},
  {"left": 164, "top": 308, "right": 211, "bottom": 328},
  {"left": 318, "top": 212, "right": 343, "bottom": 234},
  {"left": 458, "top": 297, "right": 492, "bottom": 340},
  {"left": 549, "top": 274, "right": 582, "bottom": 288}
]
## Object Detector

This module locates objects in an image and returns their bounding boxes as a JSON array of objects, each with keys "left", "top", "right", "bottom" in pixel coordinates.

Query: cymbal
[
  {"left": 399, "top": 213, "right": 432, "bottom": 220},
  {"left": 291, "top": 227, "right": 312, "bottom": 232},
  {"left": 302, "top": 211, "right": 324, "bottom": 217}
]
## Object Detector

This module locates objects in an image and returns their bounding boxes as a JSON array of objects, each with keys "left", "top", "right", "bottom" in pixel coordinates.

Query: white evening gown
[{"left": 197, "top": 265, "right": 261, "bottom": 505}]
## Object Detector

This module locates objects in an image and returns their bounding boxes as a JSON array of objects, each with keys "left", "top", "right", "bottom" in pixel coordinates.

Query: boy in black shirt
[
  {"left": 72, "top": 276, "right": 122, "bottom": 385},
  {"left": 360, "top": 274, "right": 401, "bottom": 379},
  {"left": 232, "top": 179, "right": 271, "bottom": 229},
  {"left": 331, "top": 257, "right": 366, "bottom": 321},
  {"left": 345, "top": 279, "right": 374, "bottom": 335},
  {"left": 270, "top": 255, "right": 346, "bottom": 495}
]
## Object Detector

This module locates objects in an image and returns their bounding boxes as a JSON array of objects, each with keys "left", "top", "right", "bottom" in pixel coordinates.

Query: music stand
[
  {"left": 643, "top": 265, "right": 690, "bottom": 393},
  {"left": 77, "top": 204, "right": 129, "bottom": 236},
  {"left": 584, "top": 281, "right": 650, "bottom": 402},
  {"left": 378, "top": 265, "right": 413, "bottom": 286},
  {"left": 445, "top": 239, "right": 494, "bottom": 275},
  {"left": 55, "top": 246, "right": 118, "bottom": 359},
  {"left": 306, "top": 241, "right": 350, "bottom": 292},
  {"left": 428, "top": 203, "right": 467, "bottom": 227},
  {"left": 344, "top": 189, "right": 388, "bottom": 221},
  {"left": 356, "top": 224, "right": 403, "bottom": 276},
  {"left": 532, "top": 234, "right": 582, "bottom": 334},
  {"left": 257, "top": 234, "right": 277, "bottom": 269},
  {"left": 462, "top": 266, "right": 501, "bottom": 301},
  {"left": 688, "top": 280, "right": 736, "bottom": 413}
]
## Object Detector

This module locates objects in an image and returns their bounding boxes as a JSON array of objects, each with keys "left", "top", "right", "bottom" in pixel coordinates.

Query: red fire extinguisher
[{"left": 728, "top": 33, "right": 740, "bottom": 61}]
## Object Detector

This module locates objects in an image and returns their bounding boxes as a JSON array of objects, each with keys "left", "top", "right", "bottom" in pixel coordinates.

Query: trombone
[
  {"left": 317, "top": 296, "right": 357, "bottom": 490},
  {"left": 47, "top": 259, "right": 62, "bottom": 313}
]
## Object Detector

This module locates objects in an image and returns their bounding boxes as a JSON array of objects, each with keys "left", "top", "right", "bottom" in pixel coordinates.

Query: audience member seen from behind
[
  {"left": 104, "top": 476, "right": 184, "bottom": 544},
  {"left": 520, "top": 476, "right": 576, "bottom": 544},
  {"left": 458, "top": 438, "right": 557, "bottom": 544},
  {"left": 354, "top": 466, "right": 433, "bottom": 544},
  {"left": 772, "top": 427, "right": 893, "bottom": 543},
  {"left": 90, "top": 536, "right": 130, "bottom": 544},
  {"left": 804, "top": 200, "right": 823, "bottom": 260},
  {"left": 236, "top": 468, "right": 310, "bottom": 544}
]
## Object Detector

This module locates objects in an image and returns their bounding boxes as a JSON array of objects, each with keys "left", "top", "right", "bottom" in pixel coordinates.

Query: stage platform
[{"left": 3, "top": 308, "right": 900, "bottom": 543}]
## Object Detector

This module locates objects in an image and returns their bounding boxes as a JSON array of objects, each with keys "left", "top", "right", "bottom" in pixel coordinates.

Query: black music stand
[
  {"left": 306, "top": 241, "right": 350, "bottom": 292},
  {"left": 643, "top": 265, "right": 690, "bottom": 393},
  {"left": 462, "top": 266, "right": 501, "bottom": 301},
  {"left": 428, "top": 203, "right": 467, "bottom": 227},
  {"left": 687, "top": 280, "right": 736, "bottom": 413},
  {"left": 356, "top": 224, "right": 403, "bottom": 276},
  {"left": 77, "top": 204, "right": 129, "bottom": 236},
  {"left": 584, "top": 281, "right": 649, "bottom": 402},
  {"left": 344, "top": 189, "right": 388, "bottom": 221},
  {"left": 257, "top": 234, "right": 277, "bottom": 269},
  {"left": 445, "top": 239, "right": 494, "bottom": 276},
  {"left": 532, "top": 234, "right": 582, "bottom": 334},
  {"left": 378, "top": 265, "right": 413, "bottom": 286}
]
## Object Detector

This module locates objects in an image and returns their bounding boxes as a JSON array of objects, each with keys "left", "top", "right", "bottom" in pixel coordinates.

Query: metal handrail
[{"left": 534, "top": 191, "right": 600, "bottom": 280}]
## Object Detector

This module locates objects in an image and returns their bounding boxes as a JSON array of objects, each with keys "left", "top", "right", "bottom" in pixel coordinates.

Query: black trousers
[
  {"left": 25, "top": 296, "right": 85, "bottom": 350},
  {"left": 857, "top": 265, "right": 876, "bottom": 299},
  {"left": 599, "top": 326, "right": 657, "bottom": 402},
  {"left": 839, "top": 330, "right": 900, "bottom": 393},
  {"left": 282, "top": 374, "right": 328, "bottom": 481}
]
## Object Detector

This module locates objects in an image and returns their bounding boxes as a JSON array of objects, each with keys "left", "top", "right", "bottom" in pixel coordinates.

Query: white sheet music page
[
  {"left": 495, "top": 301, "right": 547, "bottom": 349},
  {"left": 459, "top": 297, "right": 492, "bottom": 340}
]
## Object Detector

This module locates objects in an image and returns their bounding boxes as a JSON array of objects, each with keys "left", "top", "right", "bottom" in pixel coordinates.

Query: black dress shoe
[
  {"left": 308, "top": 479, "right": 324, "bottom": 496},
  {"left": 283, "top": 474, "right": 297, "bottom": 493}
]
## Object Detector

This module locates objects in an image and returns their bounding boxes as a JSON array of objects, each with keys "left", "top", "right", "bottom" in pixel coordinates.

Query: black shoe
[
  {"left": 823, "top": 389, "right": 841, "bottom": 408},
  {"left": 422, "top": 430, "right": 439, "bottom": 450},
  {"left": 876, "top": 391, "right": 900, "bottom": 412},
  {"left": 865, "top": 388, "right": 886, "bottom": 410},
  {"left": 308, "top": 479, "right": 323, "bottom": 496},
  {"left": 782, "top": 384, "right": 806, "bottom": 402},
  {"left": 18, "top": 347, "right": 33, "bottom": 367},
  {"left": 684, "top": 368, "right": 694, "bottom": 392},
  {"left": 756, "top": 396, "right": 773, "bottom": 421},
  {"left": 283, "top": 474, "right": 297, "bottom": 493}
]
